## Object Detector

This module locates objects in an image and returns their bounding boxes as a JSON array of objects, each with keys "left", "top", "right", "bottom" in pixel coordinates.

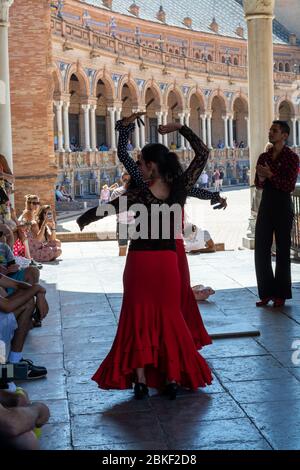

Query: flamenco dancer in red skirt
[
  {"left": 77, "top": 116, "right": 226, "bottom": 351},
  {"left": 84, "top": 120, "right": 213, "bottom": 399}
]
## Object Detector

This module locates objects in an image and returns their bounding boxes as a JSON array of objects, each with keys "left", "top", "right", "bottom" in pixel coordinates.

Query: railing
[
  {"left": 292, "top": 185, "right": 300, "bottom": 259},
  {"left": 50, "top": 17, "right": 250, "bottom": 83}
]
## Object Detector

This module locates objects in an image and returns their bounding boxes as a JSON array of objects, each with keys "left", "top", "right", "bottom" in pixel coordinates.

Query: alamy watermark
[
  {"left": 95, "top": 196, "right": 193, "bottom": 240},
  {"left": 291, "top": 340, "right": 300, "bottom": 366}
]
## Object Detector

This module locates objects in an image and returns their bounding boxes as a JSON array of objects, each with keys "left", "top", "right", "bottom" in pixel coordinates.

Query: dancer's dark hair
[{"left": 141, "top": 143, "right": 186, "bottom": 206}]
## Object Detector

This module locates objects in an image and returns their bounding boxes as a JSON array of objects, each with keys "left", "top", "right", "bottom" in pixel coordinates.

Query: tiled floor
[{"left": 20, "top": 242, "right": 300, "bottom": 450}]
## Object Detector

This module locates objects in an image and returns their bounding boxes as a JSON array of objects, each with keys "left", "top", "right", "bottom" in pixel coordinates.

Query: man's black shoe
[{"left": 20, "top": 359, "right": 47, "bottom": 380}]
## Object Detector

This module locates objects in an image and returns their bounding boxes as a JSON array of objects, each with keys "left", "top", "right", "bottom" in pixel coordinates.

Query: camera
[
  {"left": 47, "top": 212, "right": 52, "bottom": 220},
  {"left": 0, "top": 363, "right": 28, "bottom": 389}
]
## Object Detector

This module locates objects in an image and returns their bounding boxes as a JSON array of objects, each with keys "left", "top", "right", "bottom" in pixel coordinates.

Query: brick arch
[
  {"left": 230, "top": 92, "right": 248, "bottom": 114},
  {"left": 276, "top": 97, "right": 296, "bottom": 117},
  {"left": 141, "top": 79, "right": 163, "bottom": 108},
  {"left": 207, "top": 89, "right": 228, "bottom": 112},
  {"left": 187, "top": 87, "right": 206, "bottom": 111},
  {"left": 164, "top": 84, "right": 185, "bottom": 109},
  {"left": 92, "top": 71, "right": 115, "bottom": 101},
  {"left": 52, "top": 64, "right": 63, "bottom": 96},
  {"left": 117, "top": 75, "right": 140, "bottom": 108},
  {"left": 65, "top": 64, "right": 90, "bottom": 97}
]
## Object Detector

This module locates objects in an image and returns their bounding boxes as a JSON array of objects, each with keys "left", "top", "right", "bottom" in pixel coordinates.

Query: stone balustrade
[{"left": 51, "top": 16, "right": 298, "bottom": 84}]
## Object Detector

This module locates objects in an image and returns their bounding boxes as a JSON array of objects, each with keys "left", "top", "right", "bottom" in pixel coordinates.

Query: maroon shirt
[{"left": 255, "top": 146, "right": 299, "bottom": 193}]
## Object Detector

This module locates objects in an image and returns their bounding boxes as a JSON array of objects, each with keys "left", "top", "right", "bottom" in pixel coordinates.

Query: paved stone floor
[{"left": 19, "top": 241, "right": 300, "bottom": 450}]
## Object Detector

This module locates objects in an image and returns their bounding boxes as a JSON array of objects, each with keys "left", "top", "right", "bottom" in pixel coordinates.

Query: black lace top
[
  {"left": 96, "top": 122, "right": 210, "bottom": 251},
  {"left": 115, "top": 120, "right": 220, "bottom": 205}
]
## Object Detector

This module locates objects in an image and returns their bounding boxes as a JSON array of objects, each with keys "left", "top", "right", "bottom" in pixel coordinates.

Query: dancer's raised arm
[{"left": 158, "top": 123, "right": 209, "bottom": 191}]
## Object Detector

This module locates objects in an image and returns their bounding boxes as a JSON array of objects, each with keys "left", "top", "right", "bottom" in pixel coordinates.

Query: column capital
[
  {"left": 0, "top": 0, "right": 14, "bottom": 26},
  {"left": 81, "top": 103, "right": 90, "bottom": 111},
  {"left": 54, "top": 100, "right": 63, "bottom": 109},
  {"left": 222, "top": 114, "right": 229, "bottom": 121},
  {"left": 90, "top": 104, "right": 97, "bottom": 112},
  {"left": 206, "top": 112, "right": 212, "bottom": 119},
  {"left": 155, "top": 111, "right": 163, "bottom": 117},
  {"left": 63, "top": 101, "right": 70, "bottom": 109},
  {"left": 107, "top": 106, "right": 116, "bottom": 113},
  {"left": 291, "top": 117, "right": 297, "bottom": 123},
  {"left": 244, "top": 0, "right": 275, "bottom": 20}
]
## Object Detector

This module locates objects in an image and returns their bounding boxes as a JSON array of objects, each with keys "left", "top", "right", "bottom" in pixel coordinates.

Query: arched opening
[
  {"left": 166, "top": 90, "right": 183, "bottom": 149},
  {"left": 211, "top": 95, "right": 227, "bottom": 148},
  {"left": 285, "top": 63, "right": 291, "bottom": 72},
  {"left": 95, "top": 79, "right": 109, "bottom": 150},
  {"left": 221, "top": 56, "right": 226, "bottom": 63},
  {"left": 145, "top": 87, "right": 161, "bottom": 144},
  {"left": 52, "top": 71, "right": 61, "bottom": 151},
  {"left": 195, "top": 52, "right": 200, "bottom": 59},
  {"left": 189, "top": 93, "right": 205, "bottom": 138},
  {"left": 119, "top": 81, "right": 139, "bottom": 147},
  {"left": 233, "top": 97, "right": 248, "bottom": 148},
  {"left": 279, "top": 100, "right": 295, "bottom": 146},
  {"left": 69, "top": 74, "right": 82, "bottom": 150},
  {"left": 208, "top": 54, "right": 213, "bottom": 61},
  {"left": 233, "top": 57, "right": 239, "bottom": 66},
  {"left": 278, "top": 62, "right": 284, "bottom": 72}
]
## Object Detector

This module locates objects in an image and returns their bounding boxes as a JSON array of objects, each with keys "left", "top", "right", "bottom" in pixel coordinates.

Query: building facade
[{"left": 8, "top": 0, "right": 300, "bottom": 208}]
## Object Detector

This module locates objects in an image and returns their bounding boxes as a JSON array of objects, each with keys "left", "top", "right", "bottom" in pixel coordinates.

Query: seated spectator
[
  {"left": 13, "top": 222, "right": 42, "bottom": 270},
  {"left": 55, "top": 185, "right": 66, "bottom": 202},
  {"left": 0, "top": 235, "right": 40, "bottom": 288},
  {"left": 60, "top": 185, "right": 72, "bottom": 201},
  {"left": 169, "top": 141, "right": 177, "bottom": 150},
  {"left": 184, "top": 223, "right": 216, "bottom": 254},
  {"left": 0, "top": 273, "right": 48, "bottom": 379},
  {"left": 0, "top": 388, "right": 50, "bottom": 450},
  {"left": 100, "top": 185, "right": 110, "bottom": 204},
  {"left": 99, "top": 143, "right": 109, "bottom": 151},
  {"left": 18, "top": 195, "right": 40, "bottom": 224},
  {"left": 26, "top": 205, "right": 62, "bottom": 263},
  {"left": 238, "top": 140, "right": 245, "bottom": 148},
  {"left": 217, "top": 140, "right": 225, "bottom": 149},
  {"left": 127, "top": 139, "right": 134, "bottom": 151}
]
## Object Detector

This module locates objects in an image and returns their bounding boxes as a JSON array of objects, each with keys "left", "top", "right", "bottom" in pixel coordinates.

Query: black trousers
[{"left": 255, "top": 188, "right": 294, "bottom": 300}]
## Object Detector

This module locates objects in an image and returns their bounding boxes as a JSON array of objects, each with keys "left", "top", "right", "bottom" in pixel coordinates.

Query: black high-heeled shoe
[
  {"left": 134, "top": 382, "right": 149, "bottom": 400},
  {"left": 165, "top": 383, "right": 178, "bottom": 400}
]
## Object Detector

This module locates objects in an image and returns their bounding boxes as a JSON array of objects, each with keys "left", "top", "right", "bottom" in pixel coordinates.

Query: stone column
[
  {"left": 206, "top": 113, "right": 212, "bottom": 149},
  {"left": 291, "top": 117, "right": 297, "bottom": 147},
  {"left": 54, "top": 101, "right": 64, "bottom": 152},
  {"left": 90, "top": 104, "right": 97, "bottom": 151},
  {"left": 140, "top": 118, "right": 146, "bottom": 148},
  {"left": 178, "top": 113, "right": 186, "bottom": 150},
  {"left": 82, "top": 104, "right": 91, "bottom": 151},
  {"left": 115, "top": 108, "right": 122, "bottom": 122},
  {"left": 297, "top": 118, "right": 300, "bottom": 147},
  {"left": 63, "top": 101, "right": 70, "bottom": 152},
  {"left": 244, "top": 0, "right": 275, "bottom": 184},
  {"left": 156, "top": 111, "right": 163, "bottom": 144},
  {"left": 108, "top": 107, "right": 116, "bottom": 150},
  {"left": 185, "top": 112, "right": 191, "bottom": 149},
  {"left": 0, "top": 0, "right": 14, "bottom": 169},
  {"left": 228, "top": 115, "right": 234, "bottom": 148},
  {"left": 162, "top": 111, "right": 168, "bottom": 147},
  {"left": 245, "top": 116, "right": 250, "bottom": 146},
  {"left": 223, "top": 115, "right": 229, "bottom": 148},
  {"left": 200, "top": 114, "right": 207, "bottom": 144},
  {"left": 243, "top": 0, "right": 275, "bottom": 249}
]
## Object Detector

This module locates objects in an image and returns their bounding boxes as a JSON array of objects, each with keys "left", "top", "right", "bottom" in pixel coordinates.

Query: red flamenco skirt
[
  {"left": 92, "top": 250, "right": 212, "bottom": 391},
  {"left": 175, "top": 238, "right": 212, "bottom": 349}
]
